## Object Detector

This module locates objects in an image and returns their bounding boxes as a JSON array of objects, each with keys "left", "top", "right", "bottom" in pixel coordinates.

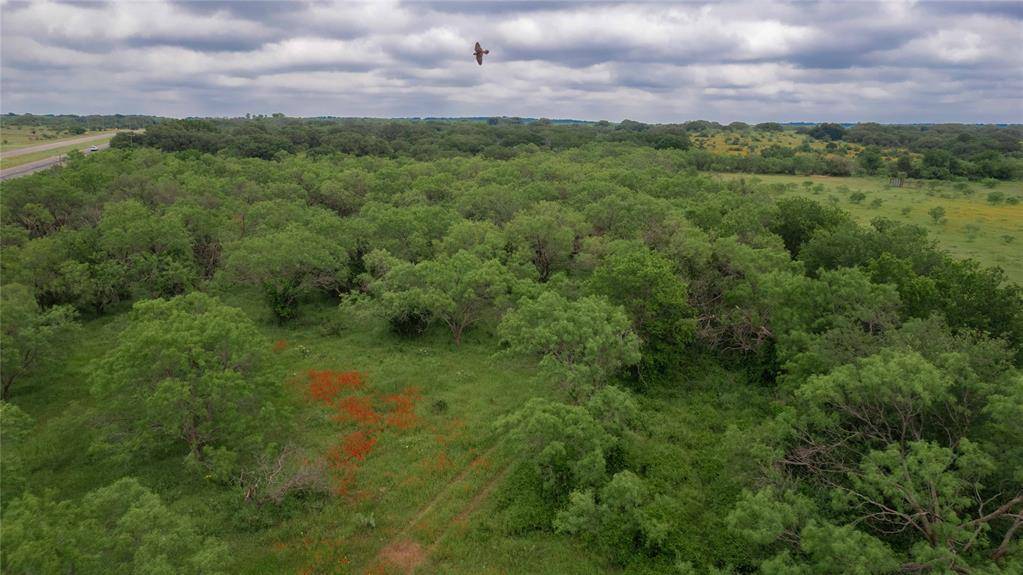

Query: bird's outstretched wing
[
  {"left": 475, "top": 42, "right": 482, "bottom": 52},
  {"left": 476, "top": 51, "right": 483, "bottom": 65}
]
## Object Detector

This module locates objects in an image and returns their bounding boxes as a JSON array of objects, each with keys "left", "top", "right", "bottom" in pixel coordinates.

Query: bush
[
  {"left": 388, "top": 306, "right": 432, "bottom": 338},
  {"left": 963, "top": 223, "right": 981, "bottom": 240}
]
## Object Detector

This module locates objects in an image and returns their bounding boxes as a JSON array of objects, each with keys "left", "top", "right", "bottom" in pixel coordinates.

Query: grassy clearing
[
  {"left": 0, "top": 136, "right": 115, "bottom": 169},
  {"left": 13, "top": 290, "right": 603, "bottom": 574},
  {"left": 0, "top": 126, "right": 66, "bottom": 152},
  {"left": 716, "top": 173, "right": 1023, "bottom": 284},
  {"left": 14, "top": 284, "right": 772, "bottom": 574},
  {"left": 692, "top": 130, "right": 864, "bottom": 158}
]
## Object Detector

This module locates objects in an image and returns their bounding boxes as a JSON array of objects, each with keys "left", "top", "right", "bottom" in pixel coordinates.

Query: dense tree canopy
[
  {"left": 2, "top": 478, "right": 227, "bottom": 575},
  {"left": 90, "top": 293, "right": 281, "bottom": 476},
  {"left": 0, "top": 283, "right": 77, "bottom": 399},
  {"left": 499, "top": 292, "right": 641, "bottom": 396},
  {"left": 1, "top": 117, "right": 1020, "bottom": 573}
]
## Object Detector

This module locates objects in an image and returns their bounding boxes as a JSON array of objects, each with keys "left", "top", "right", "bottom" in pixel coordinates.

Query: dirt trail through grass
[
  {"left": 424, "top": 463, "right": 514, "bottom": 555},
  {"left": 372, "top": 441, "right": 512, "bottom": 574}
]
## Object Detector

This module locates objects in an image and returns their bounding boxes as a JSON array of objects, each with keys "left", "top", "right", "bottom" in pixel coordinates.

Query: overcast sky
[{"left": 2, "top": 0, "right": 1021, "bottom": 123}]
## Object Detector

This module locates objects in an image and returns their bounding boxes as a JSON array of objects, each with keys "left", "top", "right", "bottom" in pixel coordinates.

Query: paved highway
[
  {"left": 0, "top": 142, "right": 110, "bottom": 181},
  {"left": 0, "top": 132, "right": 118, "bottom": 159}
]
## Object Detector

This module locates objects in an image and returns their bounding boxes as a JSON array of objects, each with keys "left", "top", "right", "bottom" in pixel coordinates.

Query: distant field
[
  {"left": 0, "top": 125, "right": 66, "bottom": 151},
  {"left": 717, "top": 173, "right": 1023, "bottom": 283},
  {"left": 693, "top": 130, "right": 866, "bottom": 158},
  {"left": 0, "top": 136, "right": 115, "bottom": 169}
]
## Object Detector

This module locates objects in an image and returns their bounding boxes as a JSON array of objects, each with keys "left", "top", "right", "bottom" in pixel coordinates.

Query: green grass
[
  {"left": 11, "top": 291, "right": 606, "bottom": 574},
  {"left": 717, "top": 173, "right": 1023, "bottom": 284},
  {"left": 12, "top": 284, "right": 772, "bottom": 573},
  {"left": 691, "top": 130, "right": 864, "bottom": 159},
  {"left": 0, "top": 126, "right": 65, "bottom": 151}
]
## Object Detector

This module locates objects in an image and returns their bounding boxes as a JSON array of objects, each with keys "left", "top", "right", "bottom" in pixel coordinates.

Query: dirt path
[
  {"left": 424, "top": 463, "right": 514, "bottom": 557},
  {"left": 0, "top": 132, "right": 117, "bottom": 159},
  {"left": 372, "top": 441, "right": 512, "bottom": 574}
]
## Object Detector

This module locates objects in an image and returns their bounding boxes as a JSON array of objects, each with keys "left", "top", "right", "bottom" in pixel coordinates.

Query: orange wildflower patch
[
  {"left": 327, "top": 431, "right": 378, "bottom": 469},
  {"left": 307, "top": 370, "right": 365, "bottom": 404},
  {"left": 272, "top": 339, "right": 289, "bottom": 352},
  {"left": 382, "top": 386, "right": 420, "bottom": 430},
  {"left": 432, "top": 451, "right": 452, "bottom": 472},
  {"left": 341, "top": 430, "right": 377, "bottom": 462},
  {"left": 334, "top": 395, "right": 380, "bottom": 425},
  {"left": 301, "top": 370, "right": 426, "bottom": 506}
]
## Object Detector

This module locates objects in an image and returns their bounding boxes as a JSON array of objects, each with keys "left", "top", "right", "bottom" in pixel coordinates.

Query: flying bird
[{"left": 474, "top": 42, "right": 489, "bottom": 65}]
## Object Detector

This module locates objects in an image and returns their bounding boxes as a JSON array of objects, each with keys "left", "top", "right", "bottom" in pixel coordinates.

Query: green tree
[
  {"left": 498, "top": 292, "right": 640, "bottom": 395},
  {"left": 500, "top": 398, "right": 613, "bottom": 499},
  {"left": 354, "top": 202, "right": 458, "bottom": 262},
  {"left": 770, "top": 197, "right": 848, "bottom": 256},
  {"left": 95, "top": 199, "right": 198, "bottom": 301},
  {"left": 433, "top": 220, "right": 507, "bottom": 260},
  {"left": 0, "top": 401, "right": 33, "bottom": 497},
  {"left": 506, "top": 201, "right": 588, "bottom": 282},
  {"left": 0, "top": 283, "right": 78, "bottom": 399},
  {"left": 372, "top": 250, "right": 517, "bottom": 345},
  {"left": 500, "top": 387, "right": 638, "bottom": 500},
  {"left": 555, "top": 471, "right": 668, "bottom": 559},
  {"left": 857, "top": 147, "right": 883, "bottom": 175},
  {"left": 90, "top": 293, "right": 279, "bottom": 475},
  {"left": 729, "top": 488, "right": 898, "bottom": 575},
  {"left": 221, "top": 224, "right": 348, "bottom": 321},
  {"left": 1, "top": 478, "right": 227, "bottom": 574},
  {"left": 733, "top": 350, "right": 1023, "bottom": 572},
  {"left": 807, "top": 123, "right": 846, "bottom": 141},
  {"left": 588, "top": 241, "right": 695, "bottom": 374}
]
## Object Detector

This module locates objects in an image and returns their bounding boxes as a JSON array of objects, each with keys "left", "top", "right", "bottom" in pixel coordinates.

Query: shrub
[{"left": 963, "top": 223, "right": 981, "bottom": 240}]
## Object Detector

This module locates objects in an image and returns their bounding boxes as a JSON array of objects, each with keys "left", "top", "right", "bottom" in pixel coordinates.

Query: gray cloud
[{"left": 1, "top": 0, "right": 1021, "bottom": 123}]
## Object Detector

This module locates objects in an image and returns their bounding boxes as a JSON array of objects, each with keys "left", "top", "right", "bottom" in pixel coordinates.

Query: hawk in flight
[{"left": 474, "top": 42, "right": 489, "bottom": 65}]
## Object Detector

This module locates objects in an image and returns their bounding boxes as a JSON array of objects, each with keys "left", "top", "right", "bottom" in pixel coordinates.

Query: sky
[{"left": 1, "top": 0, "right": 1022, "bottom": 123}]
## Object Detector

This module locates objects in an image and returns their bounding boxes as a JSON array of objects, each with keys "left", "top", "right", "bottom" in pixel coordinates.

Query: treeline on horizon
[
  {"left": 2, "top": 113, "right": 160, "bottom": 132},
  {"left": 4, "top": 112, "right": 1019, "bottom": 180},
  {"left": 110, "top": 115, "right": 1023, "bottom": 181}
]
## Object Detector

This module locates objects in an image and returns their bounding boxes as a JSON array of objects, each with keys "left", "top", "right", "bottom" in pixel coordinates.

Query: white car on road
[{"left": 88, "top": 145, "right": 99, "bottom": 152}]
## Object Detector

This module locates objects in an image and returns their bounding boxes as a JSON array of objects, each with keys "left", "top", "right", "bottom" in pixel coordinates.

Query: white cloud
[{"left": 1, "top": 0, "right": 1020, "bottom": 122}]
